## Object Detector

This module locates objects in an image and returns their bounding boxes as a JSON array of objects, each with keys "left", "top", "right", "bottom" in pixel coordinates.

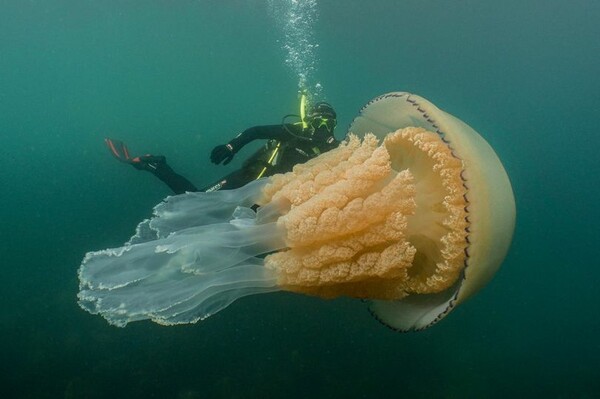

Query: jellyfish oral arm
[{"left": 78, "top": 179, "right": 287, "bottom": 327}]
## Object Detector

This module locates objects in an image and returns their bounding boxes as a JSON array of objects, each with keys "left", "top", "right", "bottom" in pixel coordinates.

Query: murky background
[{"left": 1, "top": 1, "right": 598, "bottom": 397}]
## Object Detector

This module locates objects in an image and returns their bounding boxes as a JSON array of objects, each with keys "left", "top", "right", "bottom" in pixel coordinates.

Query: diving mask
[{"left": 309, "top": 116, "right": 336, "bottom": 133}]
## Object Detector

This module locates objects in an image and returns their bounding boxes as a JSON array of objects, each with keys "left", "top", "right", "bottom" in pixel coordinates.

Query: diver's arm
[
  {"left": 228, "top": 125, "right": 290, "bottom": 149},
  {"left": 211, "top": 125, "right": 291, "bottom": 165}
]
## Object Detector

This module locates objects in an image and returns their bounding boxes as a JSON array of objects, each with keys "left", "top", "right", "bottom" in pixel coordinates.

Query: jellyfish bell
[
  {"left": 78, "top": 92, "right": 515, "bottom": 331},
  {"left": 348, "top": 92, "right": 516, "bottom": 330}
]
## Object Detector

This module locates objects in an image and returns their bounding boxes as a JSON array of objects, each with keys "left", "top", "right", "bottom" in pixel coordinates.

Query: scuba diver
[{"left": 105, "top": 100, "right": 339, "bottom": 194}]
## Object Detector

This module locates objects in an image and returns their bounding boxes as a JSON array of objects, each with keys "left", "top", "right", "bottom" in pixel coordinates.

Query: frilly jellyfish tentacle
[
  {"left": 78, "top": 179, "right": 287, "bottom": 327},
  {"left": 128, "top": 179, "right": 271, "bottom": 244}
]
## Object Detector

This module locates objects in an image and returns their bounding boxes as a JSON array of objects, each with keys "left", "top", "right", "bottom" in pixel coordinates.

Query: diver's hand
[
  {"left": 211, "top": 144, "right": 235, "bottom": 165},
  {"left": 131, "top": 154, "right": 166, "bottom": 172}
]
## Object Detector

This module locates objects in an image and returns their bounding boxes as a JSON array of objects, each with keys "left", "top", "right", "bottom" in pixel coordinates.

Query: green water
[{"left": 1, "top": 1, "right": 598, "bottom": 398}]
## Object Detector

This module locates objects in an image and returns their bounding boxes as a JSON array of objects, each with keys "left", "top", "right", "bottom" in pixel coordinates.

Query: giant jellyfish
[{"left": 78, "top": 92, "right": 515, "bottom": 331}]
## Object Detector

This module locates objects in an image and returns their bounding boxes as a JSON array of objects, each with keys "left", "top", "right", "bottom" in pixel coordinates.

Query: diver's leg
[
  {"left": 199, "top": 169, "right": 252, "bottom": 192},
  {"left": 135, "top": 156, "right": 198, "bottom": 194},
  {"left": 104, "top": 139, "right": 197, "bottom": 194}
]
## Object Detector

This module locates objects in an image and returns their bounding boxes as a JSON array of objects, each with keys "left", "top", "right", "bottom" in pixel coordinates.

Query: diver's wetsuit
[
  {"left": 145, "top": 157, "right": 198, "bottom": 194},
  {"left": 149, "top": 123, "right": 338, "bottom": 194}
]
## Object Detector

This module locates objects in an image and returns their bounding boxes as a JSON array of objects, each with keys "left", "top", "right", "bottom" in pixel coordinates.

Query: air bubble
[{"left": 268, "top": 0, "right": 325, "bottom": 101}]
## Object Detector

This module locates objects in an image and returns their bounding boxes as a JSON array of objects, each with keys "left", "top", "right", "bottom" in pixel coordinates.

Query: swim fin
[
  {"left": 105, "top": 137, "right": 169, "bottom": 174},
  {"left": 105, "top": 138, "right": 135, "bottom": 164}
]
